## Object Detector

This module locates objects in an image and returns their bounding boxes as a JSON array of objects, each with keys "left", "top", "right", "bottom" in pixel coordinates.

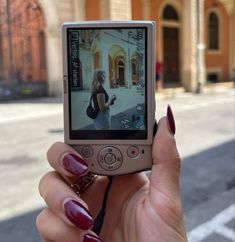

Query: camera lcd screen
[{"left": 67, "top": 27, "right": 148, "bottom": 140}]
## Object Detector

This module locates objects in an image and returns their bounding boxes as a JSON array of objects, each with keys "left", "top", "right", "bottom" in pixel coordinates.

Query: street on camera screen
[{"left": 67, "top": 27, "right": 147, "bottom": 139}]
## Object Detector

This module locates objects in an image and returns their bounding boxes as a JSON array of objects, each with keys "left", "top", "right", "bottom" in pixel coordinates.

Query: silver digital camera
[{"left": 62, "top": 21, "right": 156, "bottom": 175}]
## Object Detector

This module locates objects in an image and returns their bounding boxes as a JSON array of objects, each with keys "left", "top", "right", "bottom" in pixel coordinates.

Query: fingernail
[
  {"left": 62, "top": 153, "right": 88, "bottom": 176},
  {"left": 84, "top": 234, "right": 103, "bottom": 242},
  {"left": 64, "top": 200, "right": 93, "bottom": 230},
  {"left": 167, "top": 105, "right": 176, "bottom": 135}
]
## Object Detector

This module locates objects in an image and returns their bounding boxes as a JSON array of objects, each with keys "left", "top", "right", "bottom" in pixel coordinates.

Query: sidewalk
[
  {"left": 156, "top": 82, "right": 234, "bottom": 100},
  {"left": 0, "top": 82, "right": 233, "bottom": 125},
  {"left": 0, "top": 80, "right": 233, "bottom": 102},
  {"left": 0, "top": 83, "right": 234, "bottom": 242}
]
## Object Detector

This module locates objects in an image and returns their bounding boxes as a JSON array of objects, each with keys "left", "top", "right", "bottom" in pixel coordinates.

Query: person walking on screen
[{"left": 91, "top": 70, "right": 116, "bottom": 130}]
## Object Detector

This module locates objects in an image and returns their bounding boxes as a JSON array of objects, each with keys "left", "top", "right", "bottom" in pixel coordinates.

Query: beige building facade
[
  {"left": 2, "top": 0, "right": 234, "bottom": 95},
  {"left": 39, "top": 0, "right": 134, "bottom": 95}
]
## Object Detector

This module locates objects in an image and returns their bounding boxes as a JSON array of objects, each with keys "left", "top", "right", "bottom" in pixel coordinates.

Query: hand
[
  {"left": 36, "top": 107, "right": 187, "bottom": 242},
  {"left": 109, "top": 95, "right": 116, "bottom": 105}
]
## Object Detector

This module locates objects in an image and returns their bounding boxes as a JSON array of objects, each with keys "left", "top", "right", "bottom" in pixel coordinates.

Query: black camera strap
[{"left": 92, "top": 176, "right": 113, "bottom": 235}]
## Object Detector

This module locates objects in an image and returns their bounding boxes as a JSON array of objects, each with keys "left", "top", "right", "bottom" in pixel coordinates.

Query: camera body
[{"left": 62, "top": 21, "right": 156, "bottom": 175}]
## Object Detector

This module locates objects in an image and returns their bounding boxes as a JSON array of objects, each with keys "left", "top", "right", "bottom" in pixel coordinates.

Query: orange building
[
  {"left": 0, "top": 0, "right": 46, "bottom": 83},
  {"left": 0, "top": 0, "right": 234, "bottom": 96},
  {"left": 132, "top": 0, "right": 234, "bottom": 90}
]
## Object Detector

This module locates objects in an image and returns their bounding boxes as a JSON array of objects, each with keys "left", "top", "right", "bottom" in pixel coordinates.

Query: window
[
  {"left": 162, "top": 5, "right": 179, "bottom": 21},
  {"left": 208, "top": 12, "right": 219, "bottom": 50},
  {"left": 94, "top": 52, "right": 100, "bottom": 69},
  {"left": 132, "top": 60, "right": 137, "bottom": 75},
  {"left": 131, "top": 58, "right": 139, "bottom": 85}
]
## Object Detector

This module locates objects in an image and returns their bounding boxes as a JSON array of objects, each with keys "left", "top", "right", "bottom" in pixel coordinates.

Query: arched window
[
  {"left": 131, "top": 58, "right": 139, "bottom": 85},
  {"left": 93, "top": 52, "right": 100, "bottom": 69},
  {"left": 162, "top": 5, "right": 179, "bottom": 21},
  {"left": 208, "top": 12, "right": 219, "bottom": 50},
  {"left": 118, "top": 60, "right": 124, "bottom": 66}
]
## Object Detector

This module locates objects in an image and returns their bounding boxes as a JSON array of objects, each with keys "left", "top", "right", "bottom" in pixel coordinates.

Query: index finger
[{"left": 47, "top": 142, "right": 88, "bottom": 180}]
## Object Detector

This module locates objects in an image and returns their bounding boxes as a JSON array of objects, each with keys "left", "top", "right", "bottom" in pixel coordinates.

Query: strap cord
[{"left": 92, "top": 176, "right": 113, "bottom": 235}]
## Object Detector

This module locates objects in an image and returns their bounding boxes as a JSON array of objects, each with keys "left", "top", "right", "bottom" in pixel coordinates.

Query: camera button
[
  {"left": 104, "top": 153, "right": 116, "bottom": 165},
  {"left": 98, "top": 147, "right": 123, "bottom": 171},
  {"left": 81, "top": 146, "right": 94, "bottom": 158},
  {"left": 127, "top": 146, "right": 139, "bottom": 158}
]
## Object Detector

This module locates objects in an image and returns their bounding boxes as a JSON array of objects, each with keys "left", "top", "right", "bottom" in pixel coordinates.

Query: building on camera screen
[{"left": 68, "top": 28, "right": 147, "bottom": 131}]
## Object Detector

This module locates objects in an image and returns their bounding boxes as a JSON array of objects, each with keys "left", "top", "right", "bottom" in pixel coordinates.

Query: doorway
[
  {"left": 117, "top": 60, "right": 125, "bottom": 86},
  {"left": 163, "top": 27, "right": 180, "bottom": 86}
]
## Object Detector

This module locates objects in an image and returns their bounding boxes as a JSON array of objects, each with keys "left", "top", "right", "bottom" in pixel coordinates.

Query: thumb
[{"left": 149, "top": 106, "right": 181, "bottom": 203}]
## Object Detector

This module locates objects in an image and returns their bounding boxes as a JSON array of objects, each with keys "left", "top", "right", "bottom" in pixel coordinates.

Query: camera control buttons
[
  {"left": 81, "top": 146, "right": 94, "bottom": 158},
  {"left": 104, "top": 153, "right": 116, "bottom": 165},
  {"left": 127, "top": 146, "right": 140, "bottom": 158},
  {"left": 98, "top": 147, "right": 123, "bottom": 171}
]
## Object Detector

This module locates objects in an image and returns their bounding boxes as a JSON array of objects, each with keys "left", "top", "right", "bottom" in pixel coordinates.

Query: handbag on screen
[{"left": 86, "top": 96, "right": 99, "bottom": 119}]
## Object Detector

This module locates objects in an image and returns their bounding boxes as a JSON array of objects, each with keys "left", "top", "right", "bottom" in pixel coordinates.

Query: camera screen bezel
[{"left": 62, "top": 21, "right": 155, "bottom": 145}]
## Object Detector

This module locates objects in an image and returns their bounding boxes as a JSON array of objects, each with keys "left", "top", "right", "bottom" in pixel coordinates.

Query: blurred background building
[{"left": 0, "top": 0, "right": 234, "bottom": 97}]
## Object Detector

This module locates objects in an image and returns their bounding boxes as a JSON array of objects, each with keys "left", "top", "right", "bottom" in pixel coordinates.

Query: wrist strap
[{"left": 92, "top": 176, "right": 113, "bottom": 235}]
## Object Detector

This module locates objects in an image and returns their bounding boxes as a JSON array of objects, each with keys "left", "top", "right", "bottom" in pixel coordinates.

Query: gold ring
[{"left": 70, "top": 172, "right": 97, "bottom": 197}]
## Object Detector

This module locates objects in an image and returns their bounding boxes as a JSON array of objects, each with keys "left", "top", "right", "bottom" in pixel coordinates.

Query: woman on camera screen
[{"left": 91, "top": 70, "right": 117, "bottom": 130}]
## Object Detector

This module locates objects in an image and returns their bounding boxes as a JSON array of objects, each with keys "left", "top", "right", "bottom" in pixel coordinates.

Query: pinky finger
[
  {"left": 36, "top": 208, "right": 84, "bottom": 242},
  {"left": 36, "top": 208, "right": 102, "bottom": 242}
]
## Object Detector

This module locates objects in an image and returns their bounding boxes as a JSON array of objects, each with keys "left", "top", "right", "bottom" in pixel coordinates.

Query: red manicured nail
[
  {"left": 167, "top": 105, "right": 176, "bottom": 135},
  {"left": 64, "top": 200, "right": 93, "bottom": 230},
  {"left": 83, "top": 234, "right": 103, "bottom": 242},
  {"left": 62, "top": 153, "right": 88, "bottom": 176}
]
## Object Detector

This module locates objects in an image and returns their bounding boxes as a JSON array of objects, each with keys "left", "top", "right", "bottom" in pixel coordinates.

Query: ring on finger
[{"left": 70, "top": 172, "right": 98, "bottom": 197}]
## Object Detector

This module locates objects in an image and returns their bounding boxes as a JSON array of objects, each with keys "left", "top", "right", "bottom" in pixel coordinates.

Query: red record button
[{"left": 127, "top": 146, "right": 139, "bottom": 158}]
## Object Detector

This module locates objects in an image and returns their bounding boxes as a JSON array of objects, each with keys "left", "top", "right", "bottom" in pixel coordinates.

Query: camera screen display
[{"left": 67, "top": 27, "right": 148, "bottom": 139}]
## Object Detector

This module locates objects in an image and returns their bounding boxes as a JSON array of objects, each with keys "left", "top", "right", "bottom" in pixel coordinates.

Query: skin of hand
[
  {"left": 109, "top": 95, "right": 117, "bottom": 106},
  {"left": 36, "top": 114, "right": 187, "bottom": 242}
]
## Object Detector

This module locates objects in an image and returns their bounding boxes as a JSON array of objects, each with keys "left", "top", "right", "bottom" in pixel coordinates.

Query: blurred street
[{"left": 0, "top": 87, "right": 234, "bottom": 242}]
